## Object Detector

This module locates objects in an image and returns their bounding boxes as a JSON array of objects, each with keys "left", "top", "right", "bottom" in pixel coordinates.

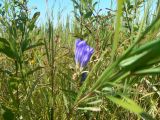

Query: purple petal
[
  {"left": 80, "top": 45, "right": 94, "bottom": 67},
  {"left": 75, "top": 39, "right": 86, "bottom": 65}
]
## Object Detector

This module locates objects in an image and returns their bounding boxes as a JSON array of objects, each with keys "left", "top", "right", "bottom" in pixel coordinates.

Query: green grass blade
[
  {"left": 106, "top": 95, "right": 155, "bottom": 120},
  {"left": 111, "top": 0, "right": 123, "bottom": 62}
]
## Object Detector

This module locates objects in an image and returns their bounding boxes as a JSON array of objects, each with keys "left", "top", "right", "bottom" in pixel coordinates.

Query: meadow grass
[{"left": 0, "top": 0, "right": 160, "bottom": 120}]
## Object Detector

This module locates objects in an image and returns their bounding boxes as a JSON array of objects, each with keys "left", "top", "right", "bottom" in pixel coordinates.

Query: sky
[
  {"left": 28, "top": 0, "right": 114, "bottom": 26},
  {"left": 0, "top": 0, "right": 157, "bottom": 26}
]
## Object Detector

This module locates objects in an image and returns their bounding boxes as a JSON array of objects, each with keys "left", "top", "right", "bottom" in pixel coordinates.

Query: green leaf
[
  {"left": 130, "top": 38, "right": 160, "bottom": 56},
  {"left": 26, "top": 66, "right": 44, "bottom": 76},
  {"left": 0, "top": 41, "right": 18, "bottom": 60},
  {"left": 21, "top": 38, "right": 30, "bottom": 53},
  {"left": 71, "top": 0, "right": 79, "bottom": 8},
  {"left": 63, "top": 94, "right": 69, "bottom": 113},
  {"left": 87, "top": 99, "right": 102, "bottom": 105},
  {"left": 106, "top": 94, "right": 155, "bottom": 120},
  {"left": 28, "top": 12, "right": 40, "bottom": 31},
  {"left": 84, "top": 11, "right": 93, "bottom": 18},
  {"left": 61, "top": 89, "right": 77, "bottom": 102},
  {"left": 134, "top": 67, "right": 160, "bottom": 74},
  {"left": 32, "top": 12, "right": 40, "bottom": 20},
  {"left": 119, "top": 38, "right": 160, "bottom": 71},
  {"left": 140, "top": 112, "right": 156, "bottom": 120},
  {"left": 25, "top": 42, "right": 44, "bottom": 51},
  {"left": 0, "top": 37, "right": 9, "bottom": 45},
  {"left": 93, "top": 2, "right": 98, "bottom": 7},
  {"left": 119, "top": 51, "right": 148, "bottom": 68},
  {"left": 1, "top": 105, "right": 14, "bottom": 120},
  {"left": 77, "top": 107, "right": 101, "bottom": 112}
]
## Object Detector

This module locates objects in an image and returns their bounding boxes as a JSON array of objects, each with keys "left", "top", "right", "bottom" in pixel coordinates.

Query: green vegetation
[{"left": 0, "top": 0, "right": 159, "bottom": 119}]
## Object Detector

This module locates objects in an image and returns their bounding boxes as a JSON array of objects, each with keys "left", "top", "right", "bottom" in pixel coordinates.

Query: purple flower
[{"left": 75, "top": 39, "right": 94, "bottom": 68}]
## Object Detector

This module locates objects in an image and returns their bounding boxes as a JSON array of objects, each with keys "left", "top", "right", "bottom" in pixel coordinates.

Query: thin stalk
[
  {"left": 124, "top": 3, "right": 131, "bottom": 34},
  {"left": 15, "top": 60, "right": 19, "bottom": 116},
  {"left": 50, "top": 23, "right": 54, "bottom": 120},
  {"left": 80, "top": 0, "right": 83, "bottom": 35},
  {"left": 111, "top": 0, "right": 123, "bottom": 62},
  {"left": 50, "top": 19, "right": 57, "bottom": 120}
]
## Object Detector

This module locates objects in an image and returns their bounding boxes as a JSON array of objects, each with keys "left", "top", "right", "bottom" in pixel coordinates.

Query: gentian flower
[
  {"left": 75, "top": 39, "right": 94, "bottom": 68},
  {"left": 74, "top": 39, "right": 94, "bottom": 82}
]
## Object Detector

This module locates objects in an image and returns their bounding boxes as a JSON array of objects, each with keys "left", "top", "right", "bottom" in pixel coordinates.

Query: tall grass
[{"left": 0, "top": 0, "right": 160, "bottom": 119}]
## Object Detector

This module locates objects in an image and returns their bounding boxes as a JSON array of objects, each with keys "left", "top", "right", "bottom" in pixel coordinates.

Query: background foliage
[{"left": 0, "top": 0, "right": 159, "bottom": 119}]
